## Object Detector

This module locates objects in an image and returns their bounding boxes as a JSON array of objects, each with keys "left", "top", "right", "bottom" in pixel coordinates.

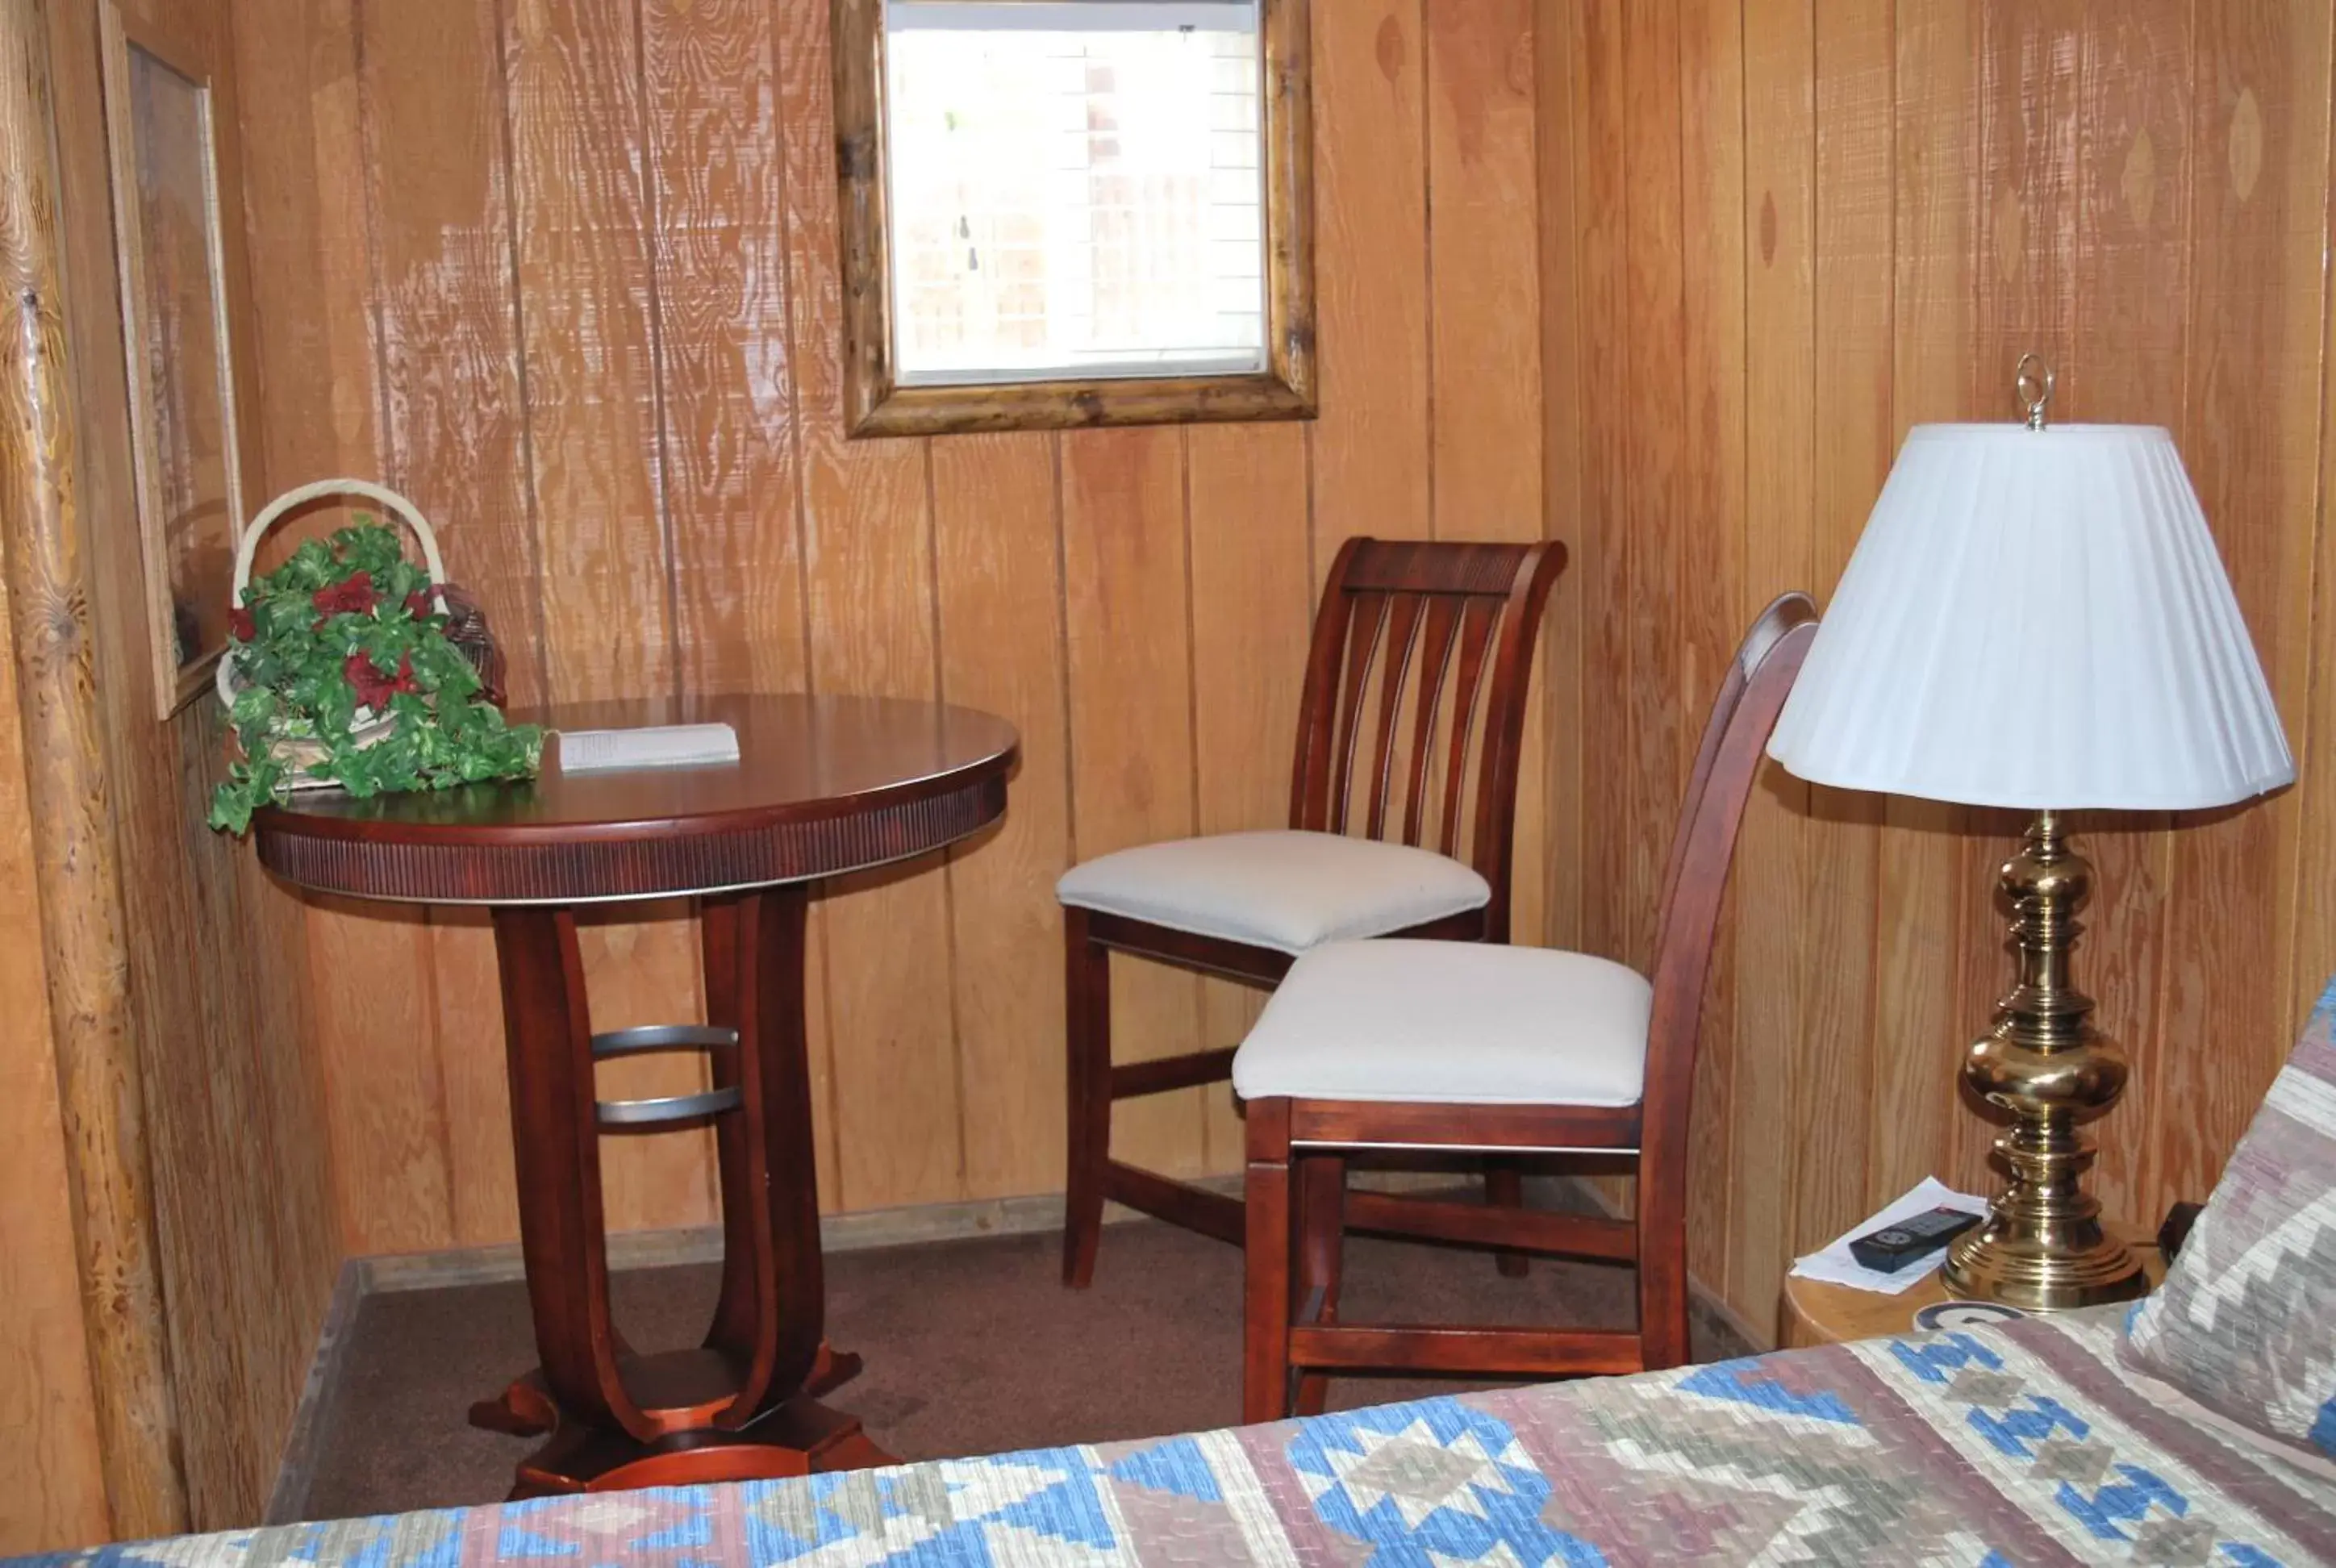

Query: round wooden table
[
  {"left": 254, "top": 694, "right": 1018, "bottom": 1498},
  {"left": 1782, "top": 1234, "right": 2163, "bottom": 1349}
]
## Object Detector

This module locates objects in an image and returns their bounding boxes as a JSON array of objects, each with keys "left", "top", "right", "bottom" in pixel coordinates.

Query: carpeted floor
[{"left": 299, "top": 1216, "right": 1746, "bottom": 1523}]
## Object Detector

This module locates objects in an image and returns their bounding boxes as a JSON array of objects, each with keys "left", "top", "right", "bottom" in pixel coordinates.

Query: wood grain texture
[
  {"left": 507, "top": 0, "right": 715, "bottom": 1233},
  {"left": 1187, "top": 421, "right": 1312, "bottom": 1168},
  {"left": 1310, "top": 0, "right": 1431, "bottom": 560},
  {"left": 1428, "top": 0, "right": 1546, "bottom": 949},
  {"left": 0, "top": 571, "right": 108, "bottom": 1555},
  {"left": 1723, "top": 0, "right": 1817, "bottom": 1337},
  {"left": 223, "top": 0, "right": 1558, "bottom": 1273},
  {"left": 1061, "top": 427, "right": 1208, "bottom": 1178},
  {"left": 1617, "top": 0, "right": 1685, "bottom": 978},
  {"left": 2150, "top": 1, "right": 2331, "bottom": 1207},
  {"left": 1801, "top": 0, "right": 1890, "bottom": 1260},
  {"left": 2063, "top": 0, "right": 2190, "bottom": 1224},
  {"left": 931, "top": 433, "right": 1074, "bottom": 1198},
  {"left": 0, "top": 0, "right": 344, "bottom": 1539},
  {"left": 1675, "top": 0, "right": 1746, "bottom": 1285},
  {"left": 1868, "top": 0, "right": 1975, "bottom": 1213},
  {"left": 0, "top": 14, "right": 112, "bottom": 1540},
  {"left": 1539, "top": 0, "right": 2336, "bottom": 1344},
  {"left": 0, "top": 6, "right": 184, "bottom": 1533},
  {"left": 777, "top": 0, "right": 962, "bottom": 1212}
]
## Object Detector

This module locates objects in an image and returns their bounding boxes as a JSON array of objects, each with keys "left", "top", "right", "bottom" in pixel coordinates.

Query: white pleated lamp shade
[{"left": 1767, "top": 423, "right": 2293, "bottom": 811}]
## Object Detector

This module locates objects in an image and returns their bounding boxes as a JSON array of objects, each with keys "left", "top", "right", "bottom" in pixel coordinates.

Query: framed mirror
[
  {"left": 834, "top": 0, "right": 1315, "bottom": 437},
  {"left": 98, "top": 5, "right": 247, "bottom": 718}
]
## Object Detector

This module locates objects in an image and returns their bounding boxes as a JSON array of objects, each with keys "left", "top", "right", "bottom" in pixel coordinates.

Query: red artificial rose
[
  {"left": 228, "top": 605, "right": 256, "bottom": 642},
  {"left": 404, "top": 590, "right": 435, "bottom": 620},
  {"left": 312, "top": 570, "right": 380, "bottom": 619},
  {"left": 344, "top": 650, "right": 420, "bottom": 711}
]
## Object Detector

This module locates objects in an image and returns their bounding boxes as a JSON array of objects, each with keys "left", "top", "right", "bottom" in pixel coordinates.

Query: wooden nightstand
[{"left": 1782, "top": 1240, "right": 2164, "bottom": 1348}]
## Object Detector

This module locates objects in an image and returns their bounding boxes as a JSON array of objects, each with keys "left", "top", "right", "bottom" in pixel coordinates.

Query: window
[{"left": 834, "top": 0, "right": 1314, "bottom": 436}]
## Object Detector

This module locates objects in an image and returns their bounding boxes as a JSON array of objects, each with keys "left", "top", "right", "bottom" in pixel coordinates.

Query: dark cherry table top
[{"left": 252, "top": 694, "right": 1019, "bottom": 906}]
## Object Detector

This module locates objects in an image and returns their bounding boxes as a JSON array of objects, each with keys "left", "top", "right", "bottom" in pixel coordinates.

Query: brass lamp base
[{"left": 1938, "top": 811, "right": 2150, "bottom": 1313}]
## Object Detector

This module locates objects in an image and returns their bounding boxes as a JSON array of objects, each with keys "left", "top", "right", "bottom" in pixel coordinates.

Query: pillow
[{"left": 2121, "top": 978, "right": 2336, "bottom": 1459}]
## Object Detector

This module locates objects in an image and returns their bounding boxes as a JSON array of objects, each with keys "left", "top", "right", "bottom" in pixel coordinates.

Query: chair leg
[
  {"left": 1293, "top": 1153, "right": 1344, "bottom": 1416},
  {"left": 1243, "top": 1101, "right": 1296, "bottom": 1424},
  {"left": 1484, "top": 1158, "right": 1530, "bottom": 1278},
  {"left": 1062, "top": 912, "right": 1112, "bottom": 1289},
  {"left": 1637, "top": 1191, "right": 1692, "bottom": 1371}
]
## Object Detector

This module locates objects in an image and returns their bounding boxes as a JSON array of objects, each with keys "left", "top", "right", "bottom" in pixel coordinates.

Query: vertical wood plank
[
  {"left": 1617, "top": 0, "right": 1684, "bottom": 978},
  {"left": 237, "top": 0, "right": 456, "bottom": 1257},
  {"left": 2063, "top": 0, "right": 2192, "bottom": 1228},
  {"left": 1727, "top": 0, "right": 1817, "bottom": 1341},
  {"left": 506, "top": 0, "right": 713, "bottom": 1232},
  {"left": 1187, "top": 422, "right": 1312, "bottom": 1171},
  {"left": 1870, "top": 0, "right": 1977, "bottom": 1210},
  {"left": 774, "top": 0, "right": 962, "bottom": 1211},
  {"left": 1948, "top": 0, "right": 2086, "bottom": 1198},
  {"left": 640, "top": 0, "right": 830, "bottom": 1209},
  {"left": 2152, "top": 0, "right": 2333, "bottom": 1204},
  {"left": 1312, "top": 0, "right": 1432, "bottom": 561},
  {"left": 643, "top": 0, "right": 807, "bottom": 702},
  {"left": 1061, "top": 427, "right": 1208, "bottom": 1178},
  {"left": 1533, "top": 0, "right": 1588, "bottom": 954},
  {"left": 1675, "top": 0, "right": 1747, "bottom": 1291},
  {"left": 1571, "top": 0, "right": 1629, "bottom": 968},
  {"left": 0, "top": 480, "right": 109, "bottom": 1557},
  {"left": 1428, "top": 0, "right": 1547, "bottom": 945},
  {"left": 932, "top": 433, "right": 1074, "bottom": 1200},
  {"left": 1802, "top": 0, "right": 1892, "bottom": 1252},
  {"left": 2292, "top": 42, "right": 2336, "bottom": 1065},
  {"left": 359, "top": 0, "right": 540, "bottom": 1246}
]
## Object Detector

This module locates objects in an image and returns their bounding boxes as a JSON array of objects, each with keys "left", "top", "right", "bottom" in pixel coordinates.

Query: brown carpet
[{"left": 299, "top": 1217, "right": 1746, "bottom": 1523}]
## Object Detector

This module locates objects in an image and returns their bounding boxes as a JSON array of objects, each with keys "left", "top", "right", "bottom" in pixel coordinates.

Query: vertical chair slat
[
  {"left": 1328, "top": 593, "right": 1390, "bottom": 835},
  {"left": 1398, "top": 596, "right": 1463, "bottom": 846},
  {"left": 1435, "top": 597, "right": 1503, "bottom": 859},
  {"left": 1361, "top": 596, "right": 1426, "bottom": 840}
]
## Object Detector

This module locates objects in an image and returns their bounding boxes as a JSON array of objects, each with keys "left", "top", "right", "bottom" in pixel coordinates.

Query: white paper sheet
[
  {"left": 554, "top": 723, "right": 741, "bottom": 774},
  {"left": 1787, "top": 1177, "right": 1992, "bottom": 1295}
]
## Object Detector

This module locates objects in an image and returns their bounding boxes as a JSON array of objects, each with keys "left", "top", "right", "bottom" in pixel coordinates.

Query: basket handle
[{"left": 217, "top": 479, "right": 451, "bottom": 708}]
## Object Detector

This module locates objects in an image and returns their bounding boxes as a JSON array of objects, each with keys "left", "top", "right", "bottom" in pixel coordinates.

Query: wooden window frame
[{"left": 832, "top": 0, "right": 1316, "bottom": 439}]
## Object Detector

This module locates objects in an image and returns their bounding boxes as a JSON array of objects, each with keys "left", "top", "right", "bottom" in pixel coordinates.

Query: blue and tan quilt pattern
[{"left": 23, "top": 1310, "right": 2334, "bottom": 1566}]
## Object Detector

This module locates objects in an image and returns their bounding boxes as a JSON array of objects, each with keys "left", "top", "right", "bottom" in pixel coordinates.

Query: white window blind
[{"left": 883, "top": 0, "right": 1266, "bottom": 386}]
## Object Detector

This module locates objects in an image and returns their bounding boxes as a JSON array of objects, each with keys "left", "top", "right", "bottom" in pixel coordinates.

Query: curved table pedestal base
[
  {"left": 467, "top": 1364, "right": 892, "bottom": 1504},
  {"left": 479, "top": 887, "right": 893, "bottom": 1499}
]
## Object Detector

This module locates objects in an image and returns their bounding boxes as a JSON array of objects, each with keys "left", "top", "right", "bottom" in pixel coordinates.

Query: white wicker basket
[{"left": 217, "top": 479, "right": 453, "bottom": 790}]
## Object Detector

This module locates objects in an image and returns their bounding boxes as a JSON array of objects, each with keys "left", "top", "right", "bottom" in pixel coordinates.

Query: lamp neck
[{"left": 1999, "top": 810, "right": 2093, "bottom": 1054}]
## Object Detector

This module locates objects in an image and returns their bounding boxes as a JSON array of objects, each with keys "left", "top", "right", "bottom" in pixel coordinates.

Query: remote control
[{"left": 1847, "top": 1207, "right": 1982, "bottom": 1272}]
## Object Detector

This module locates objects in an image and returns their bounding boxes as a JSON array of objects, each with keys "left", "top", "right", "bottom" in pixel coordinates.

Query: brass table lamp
[{"left": 1764, "top": 363, "right": 2295, "bottom": 1311}]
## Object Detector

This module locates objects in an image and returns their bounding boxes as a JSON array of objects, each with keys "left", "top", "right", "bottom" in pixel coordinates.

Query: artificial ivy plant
[{"left": 206, "top": 520, "right": 541, "bottom": 834}]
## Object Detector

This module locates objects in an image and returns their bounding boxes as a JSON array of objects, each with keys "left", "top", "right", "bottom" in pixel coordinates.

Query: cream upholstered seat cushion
[
  {"left": 1055, "top": 830, "right": 1490, "bottom": 956},
  {"left": 1231, "top": 939, "right": 1650, "bottom": 1107}
]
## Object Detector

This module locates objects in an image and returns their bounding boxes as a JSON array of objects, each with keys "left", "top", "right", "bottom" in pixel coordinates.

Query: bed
[{"left": 21, "top": 1300, "right": 2331, "bottom": 1566}]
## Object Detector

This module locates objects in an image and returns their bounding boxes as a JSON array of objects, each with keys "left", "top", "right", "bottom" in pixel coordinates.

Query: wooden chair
[
  {"left": 1057, "top": 538, "right": 1569, "bottom": 1287},
  {"left": 1231, "top": 592, "right": 1818, "bottom": 1421}
]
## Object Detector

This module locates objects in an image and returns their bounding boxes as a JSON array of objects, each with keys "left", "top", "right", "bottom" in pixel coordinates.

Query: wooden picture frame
[
  {"left": 97, "top": 2, "right": 248, "bottom": 719},
  {"left": 832, "top": 0, "right": 1315, "bottom": 439}
]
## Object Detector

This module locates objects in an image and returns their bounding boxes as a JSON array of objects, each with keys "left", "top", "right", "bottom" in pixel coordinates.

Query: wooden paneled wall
[
  {"left": 1538, "top": 0, "right": 2336, "bottom": 1340},
  {"left": 0, "top": 0, "right": 344, "bottom": 1548},
  {"left": 232, "top": 0, "right": 1559, "bottom": 1256}
]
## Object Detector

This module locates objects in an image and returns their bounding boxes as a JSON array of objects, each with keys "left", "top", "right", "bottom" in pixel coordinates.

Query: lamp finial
[{"left": 2017, "top": 353, "right": 2055, "bottom": 431}]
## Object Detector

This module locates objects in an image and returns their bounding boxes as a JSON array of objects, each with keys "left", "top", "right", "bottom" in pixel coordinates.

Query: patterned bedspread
[{"left": 24, "top": 1307, "right": 2334, "bottom": 1566}]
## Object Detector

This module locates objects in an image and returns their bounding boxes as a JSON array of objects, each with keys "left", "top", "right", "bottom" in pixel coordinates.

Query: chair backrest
[
  {"left": 1288, "top": 538, "right": 1567, "bottom": 942},
  {"left": 1637, "top": 592, "right": 1819, "bottom": 1215}
]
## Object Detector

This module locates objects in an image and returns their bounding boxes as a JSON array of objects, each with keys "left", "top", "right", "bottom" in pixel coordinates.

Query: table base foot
[
  {"left": 470, "top": 1374, "right": 556, "bottom": 1439},
  {"left": 473, "top": 1341, "right": 888, "bottom": 1499},
  {"left": 507, "top": 1396, "right": 897, "bottom": 1499}
]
